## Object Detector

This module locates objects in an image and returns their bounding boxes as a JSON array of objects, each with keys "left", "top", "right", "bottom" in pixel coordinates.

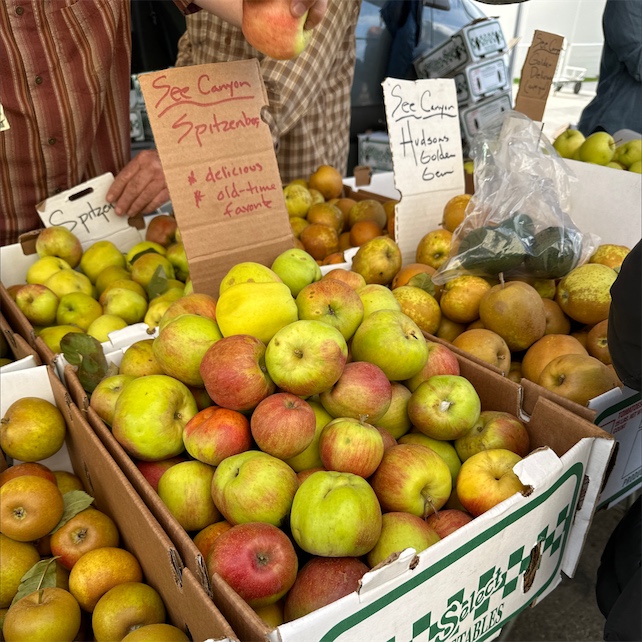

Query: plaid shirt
[
  {"left": 176, "top": 0, "right": 362, "bottom": 184},
  {"left": 0, "top": 0, "right": 195, "bottom": 246}
]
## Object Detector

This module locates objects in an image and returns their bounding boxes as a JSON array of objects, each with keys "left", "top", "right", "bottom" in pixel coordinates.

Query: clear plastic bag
[{"left": 432, "top": 111, "right": 599, "bottom": 285}]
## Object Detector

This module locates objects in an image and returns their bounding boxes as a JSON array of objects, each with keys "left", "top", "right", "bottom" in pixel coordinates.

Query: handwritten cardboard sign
[
  {"left": 383, "top": 78, "right": 465, "bottom": 264},
  {"left": 36, "top": 174, "right": 142, "bottom": 251},
  {"left": 138, "top": 60, "right": 293, "bottom": 297},
  {"left": 514, "top": 30, "right": 564, "bottom": 122}
]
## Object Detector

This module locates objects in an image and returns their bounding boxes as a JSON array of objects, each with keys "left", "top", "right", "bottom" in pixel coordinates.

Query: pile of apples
[
  {"left": 0, "top": 397, "right": 188, "bottom": 642},
  {"left": 553, "top": 130, "right": 641, "bottom": 172},
  {"left": 6, "top": 215, "right": 190, "bottom": 354},
  {"left": 410, "top": 194, "right": 627, "bottom": 407},
  {"left": 86, "top": 251, "right": 537, "bottom": 626},
  {"left": 283, "top": 164, "right": 397, "bottom": 264}
]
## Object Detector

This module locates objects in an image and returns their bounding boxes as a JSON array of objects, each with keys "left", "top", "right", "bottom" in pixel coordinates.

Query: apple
[
  {"left": 0, "top": 397, "right": 66, "bottom": 462},
  {"left": 271, "top": 248, "right": 322, "bottom": 297},
  {"left": 367, "top": 511, "right": 440, "bottom": 569},
  {"left": 290, "top": 470, "right": 382, "bottom": 557},
  {"left": 282, "top": 183, "right": 314, "bottom": 217},
  {"left": 552, "top": 128, "right": 585, "bottom": 159},
  {"left": 89, "top": 374, "right": 136, "bottom": 426},
  {"left": 95, "top": 265, "right": 132, "bottom": 296},
  {"left": 121, "top": 624, "right": 190, "bottom": 641},
  {"left": 134, "top": 455, "right": 186, "bottom": 493},
  {"left": 14, "top": 284, "right": 59, "bottom": 326},
  {"left": 352, "top": 236, "right": 402, "bottom": 286},
  {"left": 92, "top": 582, "right": 166, "bottom": 642},
  {"left": 425, "top": 509, "right": 473, "bottom": 539},
  {"left": 207, "top": 521, "right": 298, "bottom": 608},
  {"left": 265, "top": 319, "right": 348, "bottom": 397},
  {"left": 125, "top": 240, "right": 166, "bottom": 267},
  {"left": 200, "top": 334, "right": 275, "bottom": 412},
  {"left": 3, "top": 587, "right": 81, "bottom": 641},
  {"left": 216, "top": 281, "right": 298, "bottom": 345},
  {"left": 158, "top": 292, "right": 217, "bottom": 330},
  {"left": 454, "top": 410, "right": 530, "bottom": 462},
  {"left": 145, "top": 214, "right": 177, "bottom": 246},
  {"left": 158, "top": 460, "right": 221, "bottom": 532},
  {"left": 68, "top": 546, "right": 143, "bottom": 612},
  {"left": 211, "top": 451, "right": 298, "bottom": 527},
  {"left": 35, "top": 226, "right": 83, "bottom": 267},
  {"left": 153, "top": 313, "right": 222, "bottom": 387},
  {"left": 131, "top": 253, "right": 176, "bottom": 288},
  {"left": 250, "top": 393, "right": 316, "bottom": 460},
  {"left": 55, "top": 291, "right": 103, "bottom": 330},
  {"left": 218, "top": 261, "right": 282, "bottom": 294},
  {"left": 0, "top": 534, "right": 40, "bottom": 608},
  {"left": 232, "top": 0, "right": 303, "bottom": 59},
  {"left": 26, "top": 255, "right": 72, "bottom": 285},
  {"left": 374, "top": 382, "right": 412, "bottom": 439},
  {"left": 101, "top": 286, "right": 148, "bottom": 325},
  {"left": 50, "top": 507, "right": 120, "bottom": 570},
  {"left": 322, "top": 268, "right": 367, "bottom": 291},
  {"left": 357, "top": 283, "right": 402, "bottom": 318},
  {"left": 407, "top": 375, "right": 481, "bottom": 440},
  {"left": 118, "top": 339, "right": 163, "bottom": 377},
  {"left": 309, "top": 165, "right": 344, "bottom": 200},
  {"left": 577, "top": 131, "right": 616, "bottom": 165},
  {"left": 457, "top": 449, "right": 527, "bottom": 517},
  {"left": 192, "top": 520, "right": 232, "bottom": 560},
  {"left": 0, "top": 462, "right": 56, "bottom": 487},
  {"left": 614, "top": 138, "right": 642, "bottom": 168},
  {"left": 370, "top": 444, "right": 452, "bottom": 518},
  {"left": 452, "top": 328, "right": 511, "bottom": 375},
  {"left": 296, "top": 279, "right": 364, "bottom": 341},
  {"left": 351, "top": 309, "right": 428, "bottom": 382},
  {"left": 38, "top": 324, "right": 85, "bottom": 354},
  {"left": 112, "top": 374, "right": 198, "bottom": 461},
  {"left": 398, "top": 433, "right": 462, "bottom": 482},
  {"left": 44, "top": 268, "right": 93, "bottom": 298},
  {"left": 165, "top": 242, "right": 189, "bottom": 281},
  {"left": 86, "top": 314, "right": 129, "bottom": 342},
  {"left": 284, "top": 557, "right": 369, "bottom": 622},
  {"left": 320, "top": 361, "right": 392, "bottom": 423},
  {"left": 284, "top": 400, "right": 333, "bottom": 472},
  {"left": 80, "top": 240, "right": 127, "bottom": 283},
  {"left": 99, "top": 278, "right": 146, "bottom": 303},
  {"left": 183, "top": 406, "right": 252, "bottom": 466},
  {"left": 319, "top": 417, "right": 384, "bottom": 478},
  {"left": 404, "top": 341, "right": 460, "bottom": 392}
]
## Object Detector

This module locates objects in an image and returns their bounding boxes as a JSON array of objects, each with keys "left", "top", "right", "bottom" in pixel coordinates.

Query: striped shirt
[
  {"left": 0, "top": 0, "right": 194, "bottom": 246},
  {"left": 175, "top": 0, "right": 362, "bottom": 184}
]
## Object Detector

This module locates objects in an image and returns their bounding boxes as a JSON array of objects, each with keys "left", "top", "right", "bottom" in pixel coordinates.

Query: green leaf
[
  {"left": 408, "top": 272, "right": 438, "bottom": 296},
  {"left": 50, "top": 490, "right": 94, "bottom": 534},
  {"left": 12, "top": 557, "right": 59, "bottom": 605},
  {"left": 129, "top": 247, "right": 161, "bottom": 265},
  {"left": 146, "top": 265, "right": 169, "bottom": 300},
  {"left": 60, "top": 333, "right": 109, "bottom": 394}
]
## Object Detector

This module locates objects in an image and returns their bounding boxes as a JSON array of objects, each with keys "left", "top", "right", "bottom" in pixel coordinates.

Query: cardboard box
[
  {"left": 357, "top": 132, "right": 394, "bottom": 172},
  {"left": 453, "top": 56, "right": 510, "bottom": 105},
  {"left": 0, "top": 312, "right": 41, "bottom": 373},
  {"left": 414, "top": 18, "right": 507, "bottom": 80},
  {"left": 0, "top": 365, "right": 236, "bottom": 642}
]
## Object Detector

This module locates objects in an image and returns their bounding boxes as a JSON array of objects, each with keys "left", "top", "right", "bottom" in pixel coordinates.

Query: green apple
[
  {"left": 38, "top": 324, "right": 85, "bottom": 354},
  {"left": 0, "top": 534, "right": 40, "bottom": 608},
  {"left": 143, "top": 290, "right": 185, "bottom": 329},
  {"left": 119, "top": 339, "right": 163, "bottom": 377},
  {"left": 552, "top": 129, "right": 585, "bottom": 159},
  {"left": 36, "top": 226, "right": 83, "bottom": 268},
  {"left": 95, "top": 265, "right": 132, "bottom": 296},
  {"left": 165, "top": 242, "right": 189, "bottom": 282},
  {"left": 56, "top": 292, "right": 103, "bottom": 330},
  {"left": 606, "top": 161, "right": 625, "bottom": 170},
  {"left": 44, "top": 268, "right": 93, "bottom": 298},
  {"left": 629, "top": 159, "right": 642, "bottom": 173},
  {"left": 399, "top": 432, "right": 462, "bottom": 482},
  {"left": 374, "top": 381, "right": 413, "bottom": 439},
  {"left": 577, "top": 131, "right": 616, "bottom": 165},
  {"left": 15, "top": 284, "right": 59, "bottom": 326},
  {"left": 358, "top": 283, "right": 402, "bottom": 318},
  {"left": 271, "top": 248, "right": 322, "bottom": 297},
  {"left": 282, "top": 183, "right": 313, "bottom": 218},
  {"left": 89, "top": 374, "right": 137, "bottom": 426},
  {"left": 218, "top": 261, "right": 282, "bottom": 295},
  {"left": 86, "top": 314, "right": 128, "bottom": 342},
  {"left": 351, "top": 309, "right": 428, "bottom": 381},
  {"left": 101, "top": 287, "right": 148, "bottom": 325},
  {"left": 265, "top": 319, "right": 348, "bottom": 397},
  {"left": 125, "top": 241, "right": 166, "bottom": 268},
  {"left": 153, "top": 313, "right": 222, "bottom": 386},
  {"left": 112, "top": 374, "right": 198, "bottom": 460},
  {"left": 211, "top": 450, "right": 298, "bottom": 527},
  {"left": 614, "top": 138, "right": 641, "bottom": 168},
  {"left": 290, "top": 470, "right": 382, "bottom": 557},
  {"left": 158, "top": 461, "right": 220, "bottom": 531},
  {"left": 80, "top": 240, "right": 126, "bottom": 283},
  {"left": 284, "top": 400, "right": 333, "bottom": 472},
  {"left": 366, "top": 511, "right": 440, "bottom": 568},
  {"left": 131, "top": 253, "right": 175, "bottom": 289},
  {"left": 26, "top": 256, "right": 71, "bottom": 286}
]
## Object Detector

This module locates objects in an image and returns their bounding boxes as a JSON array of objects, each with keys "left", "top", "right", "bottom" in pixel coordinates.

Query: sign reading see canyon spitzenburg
[{"left": 138, "top": 60, "right": 293, "bottom": 297}]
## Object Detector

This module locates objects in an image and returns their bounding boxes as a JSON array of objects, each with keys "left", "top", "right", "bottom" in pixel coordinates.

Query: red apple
[
  {"left": 183, "top": 406, "right": 252, "bottom": 466},
  {"left": 454, "top": 410, "right": 530, "bottom": 462},
  {"left": 145, "top": 215, "right": 177, "bottom": 247},
  {"left": 250, "top": 393, "right": 316, "bottom": 460},
  {"left": 370, "top": 444, "right": 452, "bottom": 518},
  {"left": 456, "top": 449, "right": 527, "bottom": 517},
  {"left": 296, "top": 467, "right": 326, "bottom": 485},
  {"left": 158, "top": 293, "right": 217, "bottom": 331},
  {"left": 192, "top": 520, "right": 232, "bottom": 561},
  {"left": 425, "top": 509, "right": 474, "bottom": 539},
  {"left": 319, "top": 361, "right": 392, "bottom": 423},
  {"left": 207, "top": 522, "right": 298, "bottom": 608},
  {"left": 404, "top": 341, "right": 461, "bottom": 392},
  {"left": 134, "top": 455, "right": 186, "bottom": 493},
  {"left": 200, "top": 335, "right": 275, "bottom": 412},
  {"left": 284, "top": 557, "right": 369, "bottom": 622},
  {"left": 319, "top": 417, "right": 384, "bottom": 478},
  {"left": 377, "top": 427, "right": 398, "bottom": 452},
  {"left": 0, "top": 462, "right": 56, "bottom": 488}
]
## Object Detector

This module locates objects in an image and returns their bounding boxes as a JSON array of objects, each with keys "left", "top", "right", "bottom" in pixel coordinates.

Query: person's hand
[
  {"left": 106, "top": 149, "right": 169, "bottom": 217},
  {"left": 291, "top": 0, "right": 327, "bottom": 29}
]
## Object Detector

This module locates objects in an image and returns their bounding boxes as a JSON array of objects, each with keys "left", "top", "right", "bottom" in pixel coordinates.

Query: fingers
[
  {"left": 107, "top": 150, "right": 169, "bottom": 217},
  {"left": 291, "top": 0, "right": 327, "bottom": 29}
]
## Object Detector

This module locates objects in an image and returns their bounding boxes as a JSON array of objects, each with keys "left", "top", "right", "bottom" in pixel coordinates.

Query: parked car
[{"left": 348, "top": 0, "right": 488, "bottom": 172}]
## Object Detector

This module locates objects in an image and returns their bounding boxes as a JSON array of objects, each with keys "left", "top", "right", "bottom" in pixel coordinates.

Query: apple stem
[
  {"left": 0, "top": 418, "right": 8, "bottom": 425},
  {"left": 499, "top": 272, "right": 505, "bottom": 287},
  {"left": 423, "top": 496, "right": 437, "bottom": 520},
  {"left": 359, "top": 414, "right": 369, "bottom": 423},
  {"left": 439, "top": 400, "right": 452, "bottom": 413}
]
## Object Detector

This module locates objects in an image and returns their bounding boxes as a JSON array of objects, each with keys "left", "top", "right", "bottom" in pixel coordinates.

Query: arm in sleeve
[
  {"left": 175, "top": 27, "right": 194, "bottom": 66},
  {"left": 603, "top": 0, "right": 642, "bottom": 82}
]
